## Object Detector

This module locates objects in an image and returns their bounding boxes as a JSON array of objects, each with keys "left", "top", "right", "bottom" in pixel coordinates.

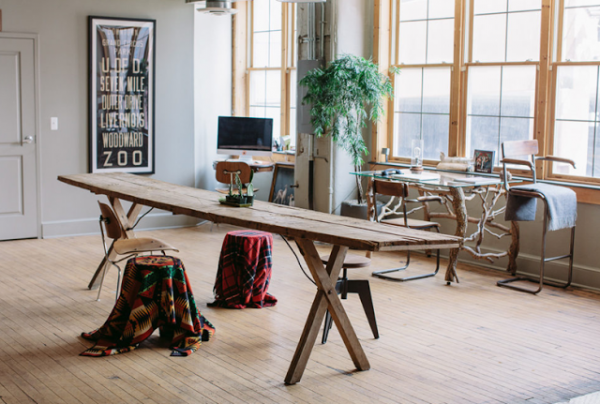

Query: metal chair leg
[
  {"left": 372, "top": 227, "right": 441, "bottom": 282},
  {"left": 322, "top": 273, "right": 380, "bottom": 344},
  {"left": 347, "top": 280, "right": 379, "bottom": 339},
  {"left": 497, "top": 201, "right": 575, "bottom": 294}
]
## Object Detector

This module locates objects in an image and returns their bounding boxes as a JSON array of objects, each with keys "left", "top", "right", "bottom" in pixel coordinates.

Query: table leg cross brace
[{"left": 284, "top": 240, "right": 370, "bottom": 385}]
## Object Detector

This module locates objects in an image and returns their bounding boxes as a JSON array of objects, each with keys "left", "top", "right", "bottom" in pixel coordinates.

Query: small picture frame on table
[
  {"left": 473, "top": 149, "right": 495, "bottom": 174},
  {"left": 269, "top": 163, "right": 295, "bottom": 206}
]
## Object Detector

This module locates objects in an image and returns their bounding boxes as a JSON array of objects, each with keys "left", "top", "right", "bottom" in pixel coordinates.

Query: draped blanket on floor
[{"left": 81, "top": 256, "right": 215, "bottom": 357}]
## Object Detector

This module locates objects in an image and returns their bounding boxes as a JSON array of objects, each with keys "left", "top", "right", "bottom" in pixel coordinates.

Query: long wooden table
[{"left": 58, "top": 173, "right": 461, "bottom": 384}]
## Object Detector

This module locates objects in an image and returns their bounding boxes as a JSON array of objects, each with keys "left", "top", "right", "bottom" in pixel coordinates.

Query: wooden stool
[
  {"left": 209, "top": 230, "right": 277, "bottom": 309},
  {"left": 320, "top": 253, "right": 379, "bottom": 344}
]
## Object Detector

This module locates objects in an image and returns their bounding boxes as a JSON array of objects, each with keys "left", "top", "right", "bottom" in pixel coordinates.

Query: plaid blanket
[
  {"left": 81, "top": 256, "right": 215, "bottom": 357},
  {"left": 209, "top": 230, "right": 277, "bottom": 309}
]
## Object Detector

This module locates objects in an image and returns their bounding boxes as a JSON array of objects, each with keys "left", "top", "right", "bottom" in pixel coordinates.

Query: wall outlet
[{"left": 51, "top": 117, "right": 58, "bottom": 131}]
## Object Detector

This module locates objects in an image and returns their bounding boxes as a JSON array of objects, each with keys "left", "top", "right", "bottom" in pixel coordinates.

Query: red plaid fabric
[{"left": 209, "top": 230, "right": 277, "bottom": 309}]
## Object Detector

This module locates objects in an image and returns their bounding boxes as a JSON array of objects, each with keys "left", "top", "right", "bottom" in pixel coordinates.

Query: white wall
[
  {"left": 193, "top": 10, "right": 232, "bottom": 193},
  {"left": 2, "top": 0, "right": 199, "bottom": 237}
]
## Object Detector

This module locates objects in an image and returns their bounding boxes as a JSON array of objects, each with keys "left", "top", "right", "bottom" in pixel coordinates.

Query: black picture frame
[
  {"left": 473, "top": 149, "right": 495, "bottom": 174},
  {"left": 269, "top": 163, "right": 295, "bottom": 206},
  {"left": 88, "top": 16, "right": 156, "bottom": 174}
]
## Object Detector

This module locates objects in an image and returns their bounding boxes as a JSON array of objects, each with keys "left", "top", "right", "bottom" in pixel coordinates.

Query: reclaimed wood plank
[{"left": 58, "top": 173, "right": 461, "bottom": 252}]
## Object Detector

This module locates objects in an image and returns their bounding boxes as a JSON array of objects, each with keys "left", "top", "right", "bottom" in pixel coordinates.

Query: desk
[
  {"left": 58, "top": 173, "right": 460, "bottom": 384},
  {"left": 355, "top": 169, "right": 520, "bottom": 284}
]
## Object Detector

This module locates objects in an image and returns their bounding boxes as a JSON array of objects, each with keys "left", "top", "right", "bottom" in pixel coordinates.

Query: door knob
[{"left": 23, "top": 136, "right": 34, "bottom": 144}]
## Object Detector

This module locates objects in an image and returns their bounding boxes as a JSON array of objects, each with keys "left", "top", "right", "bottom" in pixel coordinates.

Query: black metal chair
[
  {"left": 497, "top": 140, "right": 576, "bottom": 294},
  {"left": 369, "top": 179, "right": 442, "bottom": 282},
  {"left": 319, "top": 253, "right": 378, "bottom": 344}
]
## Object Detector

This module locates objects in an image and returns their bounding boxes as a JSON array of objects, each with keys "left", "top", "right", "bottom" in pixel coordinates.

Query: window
[
  {"left": 551, "top": 0, "right": 600, "bottom": 179},
  {"left": 248, "top": 0, "right": 297, "bottom": 149},
  {"left": 466, "top": 0, "right": 541, "bottom": 163},
  {"left": 379, "top": 0, "right": 600, "bottom": 185},
  {"left": 391, "top": 0, "right": 454, "bottom": 160}
]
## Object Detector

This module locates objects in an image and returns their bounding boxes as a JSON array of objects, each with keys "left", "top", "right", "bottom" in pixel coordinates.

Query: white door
[{"left": 0, "top": 36, "right": 39, "bottom": 240}]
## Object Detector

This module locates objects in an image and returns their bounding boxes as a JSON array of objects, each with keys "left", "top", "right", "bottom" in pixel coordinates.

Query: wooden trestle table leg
[
  {"left": 445, "top": 187, "right": 467, "bottom": 284},
  {"left": 285, "top": 240, "right": 371, "bottom": 385},
  {"left": 87, "top": 198, "right": 143, "bottom": 289}
]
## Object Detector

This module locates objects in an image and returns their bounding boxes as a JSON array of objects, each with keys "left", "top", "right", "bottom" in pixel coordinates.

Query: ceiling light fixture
[
  {"left": 276, "top": 0, "right": 326, "bottom": 2},
  {"left": 186, "top": 0, "right": 240, "bottom": 16}
]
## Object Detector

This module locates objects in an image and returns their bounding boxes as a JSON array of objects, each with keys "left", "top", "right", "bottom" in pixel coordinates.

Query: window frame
[
  {"left": 546, "top": 0, "right": 600, "bottom": 185},
  {"left": 386, "top": 0, "right": 459, "bottom": 165},
  {"left": 463, "top": 0, "right": 543, "bottom": 171},
  {"left": 246, "top": 1, "right": 297, "bottom": 147}
]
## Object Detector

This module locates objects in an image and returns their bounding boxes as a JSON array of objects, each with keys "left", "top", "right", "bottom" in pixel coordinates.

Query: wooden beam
[
  {"left": 281, "top": 4, "right": 289, "bottom": 138},
  {"left": 232, "top": 2, "right": 248, "bottom": 116},
  {"left": 536, "top": 0, "right": 553, "bottom": 179},
  {"left": 372, "top": 0, "right": 391, "bottom": 162},
  {"left": 450, "top": 0, "right": 466, "bottom": 157}
]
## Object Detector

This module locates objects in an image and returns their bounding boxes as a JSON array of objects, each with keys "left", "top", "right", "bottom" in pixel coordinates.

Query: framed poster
[
  {"left": 269, "top": 163, "right": 295, "bottom": 206},
  {"left": 89, "top": 16, "right": 155, "bottom": 174},
  {"left": 473, "top": 149, "right": 495, "bottom": 174}
]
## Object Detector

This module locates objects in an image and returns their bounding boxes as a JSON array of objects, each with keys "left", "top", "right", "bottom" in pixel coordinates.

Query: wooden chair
[
  {"left": 497, "top": 140, "right": 576, "bottom": 294},
  {"left": 319, "top": 253, "right": 379, "bottom": 344},
  {"left": 369, "top": 179, "right": 442, "bottom": 281},
  {"left": 215, "top": 161, "right": 255, "bottom": 195},
  {"left": 97, "top": 201, "right": 178, "bottom": 301}
]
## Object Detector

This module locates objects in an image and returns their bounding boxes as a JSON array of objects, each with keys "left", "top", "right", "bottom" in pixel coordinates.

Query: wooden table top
[{"left": 58, "top": 173, "right": 461, "bottom": 252}]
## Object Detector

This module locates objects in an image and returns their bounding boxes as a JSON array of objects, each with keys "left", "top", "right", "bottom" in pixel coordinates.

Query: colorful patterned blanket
[
  {"left": 209, "top": 230, "right": 277, "bottom": 309},
  {"left": 81, "top": 256, "right": 215, "bottom": 357}
]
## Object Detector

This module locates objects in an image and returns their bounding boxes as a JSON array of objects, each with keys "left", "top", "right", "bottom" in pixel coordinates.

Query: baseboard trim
[
  {"left": 449, "top": 246, "right": 600, "bottom": 293},
  {"left": 41, "top": 213, "right": 199, "bottom": 239}
]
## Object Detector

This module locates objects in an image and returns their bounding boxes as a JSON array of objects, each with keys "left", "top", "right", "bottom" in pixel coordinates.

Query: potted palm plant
[{"left": 299, "top": 54, "right": 394, "bottom": 206}]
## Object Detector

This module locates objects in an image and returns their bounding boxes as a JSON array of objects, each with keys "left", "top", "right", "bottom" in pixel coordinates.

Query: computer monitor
[{"left": 217, "top": 116, "right": 273, "bottom": 161}]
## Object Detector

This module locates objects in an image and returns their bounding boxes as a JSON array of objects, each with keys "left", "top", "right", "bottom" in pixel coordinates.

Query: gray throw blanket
[{"left": 505, "top": 183, "right": 577, "bottom": 231}]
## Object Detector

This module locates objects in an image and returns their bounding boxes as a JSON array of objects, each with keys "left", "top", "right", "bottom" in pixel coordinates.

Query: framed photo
[
  {"left": 473, "top": 149, "right": 495, "bottom": 174},
  {"left": 89, "top": 16, "right": 155, "bottom": 174},
  {"left": 269, "top": 163, "right": 295, "bottom": 206}
]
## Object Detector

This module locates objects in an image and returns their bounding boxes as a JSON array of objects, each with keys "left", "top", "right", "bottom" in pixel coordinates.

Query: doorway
[{"left": 0, "top": 34, "right": 40, "bottom": 240}]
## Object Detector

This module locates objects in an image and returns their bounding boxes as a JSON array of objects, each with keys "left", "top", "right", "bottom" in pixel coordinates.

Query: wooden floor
[{"left": 1, "top": 224, "right": 600, "bottom": 404}]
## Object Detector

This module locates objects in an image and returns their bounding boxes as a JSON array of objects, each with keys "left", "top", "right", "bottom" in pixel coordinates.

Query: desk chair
[
  {"left": 498, "top": 140, "right": 576, "bottom": 294},
  {"left": 320, "top": 253, "right": 378, "bottom": 344},
  {"left": 369, "top": 179, "right": 442, "bottom": 281},
  {"left": 97, "top": 202, "right": 178, "bottom": 302},
  {"left": 215, "top": 161, "right": 256, "bottom": 195}
]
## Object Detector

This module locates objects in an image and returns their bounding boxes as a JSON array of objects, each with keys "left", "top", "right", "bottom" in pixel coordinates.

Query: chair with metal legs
[
  {"left": 97, "top": 201, "right": 179, "bottom": 302},
  {"left": 320, "top": 253, "right": 379, "bottom": 344},
  {"left": 497, "top": 140, "right": 577, "bottom": 294},
  {"left": 369, "top": 179, "right": 442, "bottom": 282}
]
